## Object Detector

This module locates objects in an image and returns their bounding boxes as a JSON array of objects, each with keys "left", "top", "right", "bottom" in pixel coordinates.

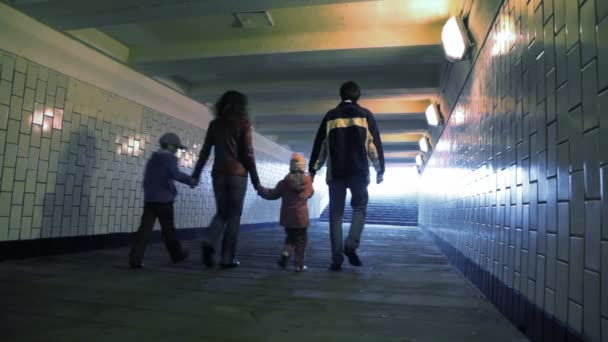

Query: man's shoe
[
  {"left": 173, "top": 249, "right": 189, "bottom": 264},
  {"left": 129, "top": 262, "right": 144, "bottom": 269},
  {"left": 201, "top": 243, "right": 215, "bottom": 268},
  {"left": 344, "top": 249, "right": 362, "bottom": 267},
  {"left": 328, "top": 263, "right": 342, "bottom": 271},
  {"left": 278, "top": 252, "right": 289, "bottom": 268},
  {"left": 295, "top": 266, "right": 307, "bottom": 272},
  {"left": 220, "top": 261, "right": 240, "bottom": 269}
]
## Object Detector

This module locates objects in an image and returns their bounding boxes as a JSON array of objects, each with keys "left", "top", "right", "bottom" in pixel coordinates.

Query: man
[{"left": 309, "top": 81, "right": 385, "bottom": 271}]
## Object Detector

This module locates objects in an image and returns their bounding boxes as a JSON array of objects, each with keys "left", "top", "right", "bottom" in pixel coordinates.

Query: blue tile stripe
[{"left": 0, "top": 220, "right": 296, "bottom": 261}]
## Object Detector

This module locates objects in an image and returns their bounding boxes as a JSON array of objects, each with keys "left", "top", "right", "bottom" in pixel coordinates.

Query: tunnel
[{"left": 0, "top": 0, "right": 606, "bottom": 341}]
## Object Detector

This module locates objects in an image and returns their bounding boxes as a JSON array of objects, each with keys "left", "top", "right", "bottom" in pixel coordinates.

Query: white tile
[
  {"left": 0, "top": 104, "right": 8, "bottom": 130},
  {"left": 582, "top": 61, "right": 599, "bottom": 131},
  {"left": 546, "top": 233, "right": 557, "bottom": 289},
  {"left": 567, "top": 44, "right": 582, "bottom": 110},
  {"left": 6, "top": 119, "right": 19, "bottom": 144},
  {"left": 545, "top": 288, "right": 556, "bottom": 317},
  {"left": 15, "top": 157, "right": 27, "bottom": 181},
  {"left": 569, "top": 236, "right": 585, "bottom": 303},
  {"left": 0, "top": 80, "right": 12, "bottom": 107},
  {"left": 1, "top": 167, "right": 14, "bottom": 192},
  {"left": 556, "top": 260, "right": 569, "bottom": 323},
  {"left": 602, "top": 242, "right": 608, "bottom": 318},
  {"left": 0, "top": 217, "right": 7, "bottom": 240},
  {"left": 0, "top": 191, "right": 12, "bottom": 216},
  {"left": 11, "top": 72, "right": 25, "bottom": 97},
  {"left": 598, "top": 17, "right": 608, "bottom": 91},
  {"left": 25, "top": 64, "right": 38, "bottom": 89},
  {"left": 564, "top": 0, "right": 579, "bottom": 50},
  {"left": 583, "top": 270, "right": 602, "bottom": 342},
  {"left": 9, "top": 205, "right": 21, "bottom": 229},
  {"left": 584, "top": 129, "right": 601, "bottom": 199},
  {"left": 571, "top": 171, "right": 585, "bottom": 236},
  {"left": 14, "top": 57, "right": 27, "bottom": 74},
  {"left": 11, "top": 181, "right": 24, "bottom": 206},
  {"left": 585, "top": 201, "right": 601, "bottom": 272},
  {"left": 568, "top": 300, "right": 584, "bottom": 335},
  {"left": 1, "top": 54, "right": 14, "bottom": 81}
]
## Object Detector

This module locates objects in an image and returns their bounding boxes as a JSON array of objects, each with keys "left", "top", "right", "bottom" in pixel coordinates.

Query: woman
[{"left": 192, "top": 90, "right": 261, "bottom": 269}]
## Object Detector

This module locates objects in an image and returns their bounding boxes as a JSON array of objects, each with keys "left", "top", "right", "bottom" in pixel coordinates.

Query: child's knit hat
[{"left": 290, "top": 153, "right": 306, "bottom": 173}]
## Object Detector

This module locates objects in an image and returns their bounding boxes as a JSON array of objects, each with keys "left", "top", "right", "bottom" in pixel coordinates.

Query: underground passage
[{"left": 0, "top": 0, "right": 606, "bottom": 341}]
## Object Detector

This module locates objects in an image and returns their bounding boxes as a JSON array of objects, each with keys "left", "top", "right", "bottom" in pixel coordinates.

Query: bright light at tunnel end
[{"left": 442, "top": 16, "right": 471, "bottom": 61}]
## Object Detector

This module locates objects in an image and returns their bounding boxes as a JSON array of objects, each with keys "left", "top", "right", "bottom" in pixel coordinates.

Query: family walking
[{"left": 128, "top": 81, "right": 385, "bottom": 272}]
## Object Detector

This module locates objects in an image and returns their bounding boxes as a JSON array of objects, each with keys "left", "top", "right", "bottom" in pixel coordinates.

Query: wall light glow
[
  {"left": 33, "top": 110, "right": 44, "bottom": 126},
  {"left": 452, "top": 106, "right": 465, "bottom": 125},
  {"left": 491, "top": 15, "right": 516, "bottom": 56},
  {"left": 442, "top": 16, "right": 471, "bottom": 61}
]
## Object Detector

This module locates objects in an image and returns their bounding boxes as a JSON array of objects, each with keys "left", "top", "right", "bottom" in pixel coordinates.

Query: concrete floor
[{"left": 0, "top": 224, "right": 527, "bottom": 342}]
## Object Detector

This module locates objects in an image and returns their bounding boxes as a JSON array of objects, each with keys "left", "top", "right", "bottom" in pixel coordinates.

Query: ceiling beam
[
  {"left": 255, "top": 117, "right": 428, "bottom": 135},
  {"left": 129, "top": 25, "right": 443, "bottom": 63},
  {"left": 254, "top": 112, "right": 428, "bottom": 124},
  {"left": 189, "top": 71, "right": 442, "bottom": 105},
  {"left": 250, "top": 99, "right": 433, "bottom": 121},
  {"left": 66, "top": 28, "right": 130, "bottom": 63},
  {"left": 131, "top": 45, "right": 446, "bottom": 80},
  {"left": 12, "top": 0, "right": 380, "bottom": 30}
]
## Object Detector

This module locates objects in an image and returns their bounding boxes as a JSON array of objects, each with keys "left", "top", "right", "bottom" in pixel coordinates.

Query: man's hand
[{"left": 376, "top": 173, "right": 384, "bottom": 185}]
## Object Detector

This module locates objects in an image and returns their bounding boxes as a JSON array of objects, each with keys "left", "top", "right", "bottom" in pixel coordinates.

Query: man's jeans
[
  {"left": 328, "top": 175, "right": 369, "bottom": 266},
  {"left": 205, "top": 175, "right": 248, "bottom": 264}
]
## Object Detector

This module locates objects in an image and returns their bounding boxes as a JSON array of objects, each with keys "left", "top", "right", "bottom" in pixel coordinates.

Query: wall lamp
[
  {"left": 419, "top": 135, "right": 431, "bottom": 153},
  {"left": 415, "top": 153, "right": 424, "bottom": 167},
  {"left": 442, "top": 16, "right": 472, "bottom": 61},
  {"left": 425, "top": 103, "right": 443, "bottom": 126}
]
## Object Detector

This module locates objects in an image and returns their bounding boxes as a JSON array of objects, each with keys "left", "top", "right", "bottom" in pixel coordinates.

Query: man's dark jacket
[{"left": 309, "top": 101, "right": 385, "bottom": 181}]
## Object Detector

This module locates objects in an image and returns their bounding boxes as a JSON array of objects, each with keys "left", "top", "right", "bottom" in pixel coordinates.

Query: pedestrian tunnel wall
[
  {"left": 0, "top": 3, "right": 329, "bottom": 261},
  {"left": 418, "top": 0, "right": 608, "bottom": 341}
]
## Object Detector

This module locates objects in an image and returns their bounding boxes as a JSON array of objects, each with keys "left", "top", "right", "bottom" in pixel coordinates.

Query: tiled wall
[
  {"left": 419, "top": 0, "right": 607, "bottom": 341},
  {"left": 0, "top": 49, "right": 325, "bottom": 243}
]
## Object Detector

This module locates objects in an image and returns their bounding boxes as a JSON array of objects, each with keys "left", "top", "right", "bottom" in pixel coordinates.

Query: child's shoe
[
  {"left": 278, "top": 251, "right": 289, "bottom": 268},
  {"left": 295, "top": 266, "right": 307, "bottom": 272}
]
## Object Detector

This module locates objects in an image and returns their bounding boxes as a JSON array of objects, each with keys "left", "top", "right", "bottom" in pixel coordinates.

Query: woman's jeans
[{"left": 205, "top": 175, "right": 248, "bottom": 264}]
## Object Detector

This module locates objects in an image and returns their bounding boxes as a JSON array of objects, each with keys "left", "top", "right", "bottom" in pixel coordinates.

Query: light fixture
[
  {"left": 419, "top": 136, "right": 431, "bottom": 153},
  {"left": 415, "top": 154, "right": 424, "bottom": 166},
  {"left": 425, "top": 103, "right": 442, "bottom": 126},
  {"left": 441, "top": 16, "right": 472, "bottom": 61}
]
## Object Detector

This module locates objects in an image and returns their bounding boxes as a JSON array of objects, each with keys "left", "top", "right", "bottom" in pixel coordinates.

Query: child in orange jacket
[{"left": 257, "top": 153, "right": 314, "bottom": 272}]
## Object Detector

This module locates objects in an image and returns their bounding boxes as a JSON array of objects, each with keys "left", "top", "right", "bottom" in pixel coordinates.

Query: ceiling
[{"left": 6, "top": 0, "right": 466, "bottom": 166}]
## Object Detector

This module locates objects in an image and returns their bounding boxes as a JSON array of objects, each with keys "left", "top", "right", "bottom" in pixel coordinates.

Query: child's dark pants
[
  {"left": 129, "top": 202, "right": 186, "bottom": 264},
  {"left": 284, "top": 228, "right": 307, "bottom": 268}
]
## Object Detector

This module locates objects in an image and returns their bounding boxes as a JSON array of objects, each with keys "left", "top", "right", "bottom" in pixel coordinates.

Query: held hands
[
  {"left": 376, "top": 173, "right": 384, "bottom": 185},
  {"left": 189, "top": 177, "right": 200, "bottom": 189},
  {"left": 256, "top": 185, "right": 268, "bottom": 197}
]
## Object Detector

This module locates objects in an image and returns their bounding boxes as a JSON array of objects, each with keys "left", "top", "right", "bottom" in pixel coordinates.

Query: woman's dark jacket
[{"left": 192, "top": 116, "right": 260, "bottom": 186}]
